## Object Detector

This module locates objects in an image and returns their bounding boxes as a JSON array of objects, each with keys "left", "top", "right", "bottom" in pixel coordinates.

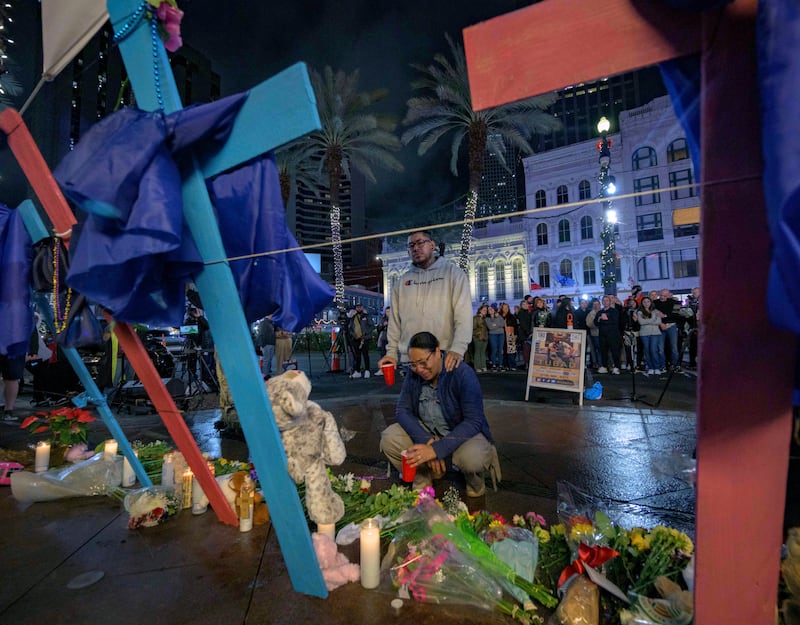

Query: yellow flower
[
  {"left": 534, "top": 526, "right": 550, "bottom": 544},
  {"left": 550, "top": 523, "right": 566, "bottom": 537},
  {"left": 630, "top": 527, "right": 649, "bottom": 552},
  {"left": 569, "top": 522, "right": 594, "bottom": 544}
]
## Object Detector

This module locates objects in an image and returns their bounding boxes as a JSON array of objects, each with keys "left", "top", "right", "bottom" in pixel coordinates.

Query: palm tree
[
  {"left": 275, "top": 138, "right": 323, "bottom": 209},
  {"left": 402, "top": 34, "right": 561, "bottom": 271},
  {"left": 305, "top": 66, "right": 404, "bottom": 307}
]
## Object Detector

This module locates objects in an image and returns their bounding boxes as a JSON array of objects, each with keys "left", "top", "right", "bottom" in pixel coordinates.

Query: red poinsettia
[{"left": 20, "top": 407, "right": 96, "bottom": 447}]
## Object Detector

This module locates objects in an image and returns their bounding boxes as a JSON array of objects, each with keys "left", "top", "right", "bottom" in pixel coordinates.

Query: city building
[
  {"left": 21, "top": 22, "right": 220, "bottom": 182},
  {"left": 475, "top": 134, "right": 520, "bottom": 223},
  {"left": 380, "top": 95, "right": 700, "bottom": 308},
  {"left": 289, "top": 170, "right": 368, "bottom": 284}
]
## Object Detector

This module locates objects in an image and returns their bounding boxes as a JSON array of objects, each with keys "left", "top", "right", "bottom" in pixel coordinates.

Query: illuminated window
[
  {"left": 477, "top": 262, "right": 489, "bottom": 300},
  {"left": 667, "top": 138, "right": 689, "bottom": 163},
  {"left": 512, "top": 258, "right": 524, "bottom": 300},
  {"left": 494, "top": 261, "right": 506, "bottom": 301}
]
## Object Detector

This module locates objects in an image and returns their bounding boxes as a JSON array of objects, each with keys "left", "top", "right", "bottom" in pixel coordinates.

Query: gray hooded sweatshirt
[{"left": 386, "top": 256, "right": 473, "bottom": 362}]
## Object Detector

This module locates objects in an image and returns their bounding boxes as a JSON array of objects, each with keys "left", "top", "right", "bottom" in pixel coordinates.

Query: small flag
[{"left": 530, "top": 281, "right": 543, "bottom": 291}]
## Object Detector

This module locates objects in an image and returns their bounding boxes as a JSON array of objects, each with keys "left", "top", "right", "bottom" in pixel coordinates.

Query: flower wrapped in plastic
[
  {"left": 385, "top": 498, "right": 557, "bottom": 624},
  {"left": 551, "top": 481, "right": 694, "bottom": 625},
  {"left": 123, "top": 486, "right": 180, "bottom": 529},
  {"left": 10, "top": 453, "right": 121, "bottom": 502}
]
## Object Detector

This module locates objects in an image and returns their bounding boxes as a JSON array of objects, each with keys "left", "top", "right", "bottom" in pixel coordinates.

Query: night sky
[
  {"left": 180, "top": 0, "right": 535, "bottom": 227},
  {"left": 1, "top": 1, "right": 536, "bottom": 228}
]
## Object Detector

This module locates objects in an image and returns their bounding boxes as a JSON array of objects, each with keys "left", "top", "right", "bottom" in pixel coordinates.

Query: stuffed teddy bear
[
  {"left": 217, "top": 471, "right": 270, "bottom": 526},
  {"left": 266, "top": 370, "right": 346, "bottom": 525},
  {"left": 312, "top": 532, "right": 360, "bottom": 591}
]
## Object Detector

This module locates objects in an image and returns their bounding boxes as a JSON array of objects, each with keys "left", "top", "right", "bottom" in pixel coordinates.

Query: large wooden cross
[
  {"left": 74, "top": 0, "right": 327, "bottom": 597},
  {"left": 464, "top": 1, "right": 794, "bottom": 623}
]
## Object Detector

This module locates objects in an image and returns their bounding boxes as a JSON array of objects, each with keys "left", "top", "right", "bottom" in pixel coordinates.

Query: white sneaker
[
  {"left": 351, "top": 371, "right": 362, "bottom": 378},
  {"left": 364, "top": 370, "right": 371, "bottom": 379},
  {"left": 597, "top": 367, "right": 609, "bottom": 374},
  {"left": 375, "top": 369, "right": 383, "bottom": 376},
  {"left": 611, "top": 367, "right": 620, "bottom": 375},
  {"left": 647, "top": 369, "right": 655, "bottom": 375}
]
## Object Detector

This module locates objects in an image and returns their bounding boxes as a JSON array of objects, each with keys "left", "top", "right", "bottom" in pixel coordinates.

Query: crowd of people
[{"left": 464, "top": 286, "right": 699, "bottom": 376}]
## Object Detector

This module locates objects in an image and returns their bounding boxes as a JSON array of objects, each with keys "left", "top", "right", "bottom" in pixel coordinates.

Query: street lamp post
[{"left": 596, "top": 117, "right": 617, "bottom": 296}]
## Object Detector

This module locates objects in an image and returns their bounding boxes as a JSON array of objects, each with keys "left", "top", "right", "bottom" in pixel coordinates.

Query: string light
[
  {"left": 596, "top": 119, "right": 617, "bottom": 295},
  {"left": 457, "top": 190, "right": 478, "bottom": 273},
  {"left": 0, "top": 1, "right": 18, "bottom": 106},
  {"left": 330, "top": 204, "right": 345, "bottom": 307}
]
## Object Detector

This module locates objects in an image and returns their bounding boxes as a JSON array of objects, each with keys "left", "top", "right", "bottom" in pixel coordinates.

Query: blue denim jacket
[{"left": 395, "top": 351, "right": 494, "bottom": 460}]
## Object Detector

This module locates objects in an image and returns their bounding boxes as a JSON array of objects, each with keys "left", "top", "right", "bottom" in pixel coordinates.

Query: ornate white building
[{"left": 380, "top": 96, "right": 700, "bottom": 308}]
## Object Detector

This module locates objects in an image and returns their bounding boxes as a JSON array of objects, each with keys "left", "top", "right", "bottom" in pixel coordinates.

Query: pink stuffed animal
[{"left": 312, "top": 533, "right": 360, "bottom": 591}]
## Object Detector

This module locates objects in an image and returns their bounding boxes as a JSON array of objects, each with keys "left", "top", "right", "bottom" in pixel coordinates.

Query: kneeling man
[{"left": 380, "top": 331, "right": 500, "bottom": 499}]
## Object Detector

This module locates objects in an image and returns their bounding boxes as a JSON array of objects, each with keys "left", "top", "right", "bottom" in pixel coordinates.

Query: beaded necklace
[
  {"left": 113, "top": 1, "right": 165, "bottom": 110},
  {"left": 52, "top": 238, "right": 72, "bottom": 333}
]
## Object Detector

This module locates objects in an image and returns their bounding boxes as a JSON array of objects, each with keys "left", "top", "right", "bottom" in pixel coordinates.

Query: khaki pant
[{"left": 380, "top": 423, "right": 501, "bottom": 497}]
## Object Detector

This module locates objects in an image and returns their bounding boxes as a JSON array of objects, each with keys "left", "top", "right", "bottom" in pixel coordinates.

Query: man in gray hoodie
[{"left": 378, "top": 230, "right": 473, "bottom": 373}]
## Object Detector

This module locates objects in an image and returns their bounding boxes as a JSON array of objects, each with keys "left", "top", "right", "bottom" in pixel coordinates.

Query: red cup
[
  {"left": 381, "top": 363, "right": 396, "bottom": 385},
  {"left": 400, "top": 450, "right": 416, "bottom": 482}
]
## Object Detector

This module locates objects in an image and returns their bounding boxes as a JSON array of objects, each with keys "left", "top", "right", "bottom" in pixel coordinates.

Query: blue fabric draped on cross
[
  {"left": 758, "top": 0, "right": 800, "bottom": 334},
  {"left": 54, "top": 94, "right": 333, "bottom": 331},
  {"left": 0, "top": 203, "right": 33, "bottom": 357}
]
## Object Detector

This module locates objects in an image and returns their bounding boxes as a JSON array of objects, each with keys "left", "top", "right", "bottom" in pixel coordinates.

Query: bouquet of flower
[
  {"left": 386, "top": 498, "right": 558, "bottom": 624},
  {"left": 551, "top": 481, "right": 694, "bottom": 624},
  {"left": 126, "top": 440, "right": 173, "bottom": 484},
  {"left": 123, "top": 486, "right": 180, "bottom": 529},
  {"left": 213, "top": 457, "right": 253, "bottom": 478},
  {"left": 302, "top": 471, "right": 420, "bottom": 537},
  {"left": 20, "top": 407, "right": 96, "bottom": 447}
]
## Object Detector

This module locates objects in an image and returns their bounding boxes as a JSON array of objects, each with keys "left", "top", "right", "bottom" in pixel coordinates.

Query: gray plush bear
[{"left": 266, "top": 370, "right": 346, "bottom": 525}]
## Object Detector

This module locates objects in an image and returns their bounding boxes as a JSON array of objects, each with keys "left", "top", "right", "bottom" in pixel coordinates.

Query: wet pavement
[{"left": 0, "top": 354, "right": 699, "bottom": 624}]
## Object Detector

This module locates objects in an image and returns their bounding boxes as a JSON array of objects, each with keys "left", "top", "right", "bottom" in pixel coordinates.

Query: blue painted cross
[{"left": 107, "top": 0, "right": 326, "bottom": 597}]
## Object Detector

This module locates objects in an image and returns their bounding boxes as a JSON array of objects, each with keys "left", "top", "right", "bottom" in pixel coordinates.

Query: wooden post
[{"left": 463, "top": 1, "right": 795, "bottom": 622}]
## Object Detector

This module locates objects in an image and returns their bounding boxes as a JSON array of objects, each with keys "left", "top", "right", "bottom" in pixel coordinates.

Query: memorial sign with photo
[{"left": 525, "top": 328, "right": 587, "bottom": 404}]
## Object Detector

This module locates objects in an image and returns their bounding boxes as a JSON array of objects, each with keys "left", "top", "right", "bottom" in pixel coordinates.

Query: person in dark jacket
[
  {"left": 516, "top": 299, "right": 533, "bottom": 369},
  {"left": 379, "top": 332, "right": 500, "bottom": 499},
  {"left": 552, "top": 297, "right": 576, "bottom": 329},
  {"left": 653, "top": 289, "right": 682, "bottom": 370},
  {"left": 595, "top": 295, "right": 622, "bottom": 374}
]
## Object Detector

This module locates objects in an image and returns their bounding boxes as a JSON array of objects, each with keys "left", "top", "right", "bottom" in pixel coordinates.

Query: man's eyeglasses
[
  {"left": 407, "top": 239, "right": 432, "bottom": 250},
  {"left": 408, "top": 351, "right": 435, "bottom": 371}
]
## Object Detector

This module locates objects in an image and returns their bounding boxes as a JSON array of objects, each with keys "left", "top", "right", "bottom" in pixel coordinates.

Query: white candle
[
  {"left": 192, "top": 461, "right": 214, "bottom": 515},
  {"left": 360, "top": 518, "right": 381, "bottom": 589},
  {"left": 103, "top": 439, "right": 118, "bottom": 461},
  {"left": 161, "top": 452, "right": 175, "bottom": 489},
  {"left": 317, "top": 523, "right": 336, "bottom": 541},
  {"left": 122, "top": 450, "right": 137, "bottom": 487},
  {"left": 34, "top": 441, "right": 51, "bottom": 473},
  {"left": 182, "top": 469, "right": 193, "bottom": 509}
]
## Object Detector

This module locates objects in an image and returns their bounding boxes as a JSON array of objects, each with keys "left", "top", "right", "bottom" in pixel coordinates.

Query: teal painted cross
[{"left": 107, "top": 0, "right": 326, "bottom": 597}]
